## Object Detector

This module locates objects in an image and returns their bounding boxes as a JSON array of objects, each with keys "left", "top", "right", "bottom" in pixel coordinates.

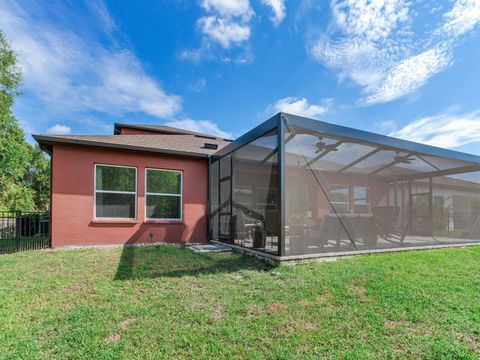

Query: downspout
[
  {"left": 207, "top": 156, "right": 211, "bottom": 241},
  {"left": 48, "top": 150, "right": 53, "bottom": 248}
]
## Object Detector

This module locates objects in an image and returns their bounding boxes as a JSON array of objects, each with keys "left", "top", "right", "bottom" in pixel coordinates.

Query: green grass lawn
[{"left": 1, "top": 246, "right": 479, "bottom": 359}]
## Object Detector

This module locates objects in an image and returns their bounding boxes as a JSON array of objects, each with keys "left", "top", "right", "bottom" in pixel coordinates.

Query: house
[
  {"left": 34, "top": 123, "right": 231, "bottom": 247},
  {"left": 35, "top": 113, "right": 480, "bottom": 259}
]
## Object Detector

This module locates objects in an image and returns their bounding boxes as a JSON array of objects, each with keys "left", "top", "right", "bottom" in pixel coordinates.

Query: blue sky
[{"left": 1, "top": 0, "right": 480, "bottom": 154}]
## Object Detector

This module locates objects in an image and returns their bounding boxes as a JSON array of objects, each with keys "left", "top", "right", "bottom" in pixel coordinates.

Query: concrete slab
[{"left": 189, "top": 243, "right": 232, "bottom": 253}]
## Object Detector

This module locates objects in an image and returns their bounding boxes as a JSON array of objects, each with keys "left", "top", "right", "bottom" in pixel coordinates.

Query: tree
[{"left": 0, "top": 30, "right": 50, "bottom": 211}]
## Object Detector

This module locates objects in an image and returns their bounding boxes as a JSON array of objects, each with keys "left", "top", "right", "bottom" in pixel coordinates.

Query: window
[
  {"left": 95, "top": 164, "right": 137, "bottom": 219},
  {"left": 353, "top": 186, "right": 371, "bottom": 214},
  {"left": 257, "top": 186, "right": 277, "bottom": 210},
  {"left": 145, "top": 169, "right": 182, "bottom": 220},
  {"left": 234, "top": 186, "right": 253, "bottom": 208},
  {"left": 330, "top": 185, "right": 349, "bottom": 213}
]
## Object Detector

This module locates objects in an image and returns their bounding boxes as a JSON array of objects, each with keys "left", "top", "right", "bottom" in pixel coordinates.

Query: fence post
[{"left": 15, "top": 210, "right": 21, "bottom": 252}]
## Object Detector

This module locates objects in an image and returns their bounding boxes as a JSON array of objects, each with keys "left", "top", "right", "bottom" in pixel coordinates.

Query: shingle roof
[
  {"left": 113, "top": 123, "right": 230, "bottom": 140},
  {"left": 33, "top": 134, "right": 231, "bottom": 158}
]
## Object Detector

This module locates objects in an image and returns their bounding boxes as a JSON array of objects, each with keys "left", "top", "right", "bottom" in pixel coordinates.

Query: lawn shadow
[{"left": 114, "top": 245, "right": 271, "bottom": 280}]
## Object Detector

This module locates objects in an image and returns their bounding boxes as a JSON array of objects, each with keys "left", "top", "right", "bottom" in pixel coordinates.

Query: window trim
[
  {"left": 329, "top": 184, "right": 350, "bottom": 213},
  {"left": 145, "top": 168, "right": 183, "bottom": 221},
  {"left": 353, "top": 185, "right": 371, "bottom": 214},
  {"left": 94, "top": 163, "right": 138, "bottom": 220}
]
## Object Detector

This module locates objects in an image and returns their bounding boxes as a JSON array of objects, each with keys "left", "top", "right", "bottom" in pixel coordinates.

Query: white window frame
[
  {"left": 329, "top": 184, "right": 349, "bottom": 213},
  {"left": 353, "top": 186, "right": 371, "bottom": 214},
  {"left": 145, "top": 168, "right": 183, "bottom": 221},
  {"left": 94, "top": 164, "right": 137, "bottom": 220}
]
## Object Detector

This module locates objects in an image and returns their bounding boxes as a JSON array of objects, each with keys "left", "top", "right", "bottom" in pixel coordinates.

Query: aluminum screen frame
[{"left": 210, "top": 113, "right": 480, "bottom": 257}]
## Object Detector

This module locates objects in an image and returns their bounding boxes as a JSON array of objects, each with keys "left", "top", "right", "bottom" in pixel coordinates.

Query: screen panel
[
  {"left": 231, "top": 129, "right": 279, "bottom": 255},
  {"left": 282, "top": 118, "right": 480, "bottom": 256}
]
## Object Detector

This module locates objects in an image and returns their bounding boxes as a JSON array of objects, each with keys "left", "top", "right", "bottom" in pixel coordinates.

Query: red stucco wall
[{"left": 51, "top": 144, "right": 208, "bottom": 247}]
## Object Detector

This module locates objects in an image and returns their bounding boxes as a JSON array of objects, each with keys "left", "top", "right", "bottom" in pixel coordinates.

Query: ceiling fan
[
  {"left": 314, "top": 137, "right": 339, "bottom": 154},
  {"left": 393, "top": 152, "right": 415, "bottom": 164}
]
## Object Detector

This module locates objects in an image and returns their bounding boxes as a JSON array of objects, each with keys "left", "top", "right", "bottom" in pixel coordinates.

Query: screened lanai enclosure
[{"left": 209, "top": 113, "right": 480, "bottom": 257}]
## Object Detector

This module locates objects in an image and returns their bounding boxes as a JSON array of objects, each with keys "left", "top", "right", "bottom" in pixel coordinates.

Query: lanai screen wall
[
  {"left": 210, "top": 129, "right": 280, "bottom": 255},
  {"left": 210, "top": 114, "right": 480, "bottom": 257}
]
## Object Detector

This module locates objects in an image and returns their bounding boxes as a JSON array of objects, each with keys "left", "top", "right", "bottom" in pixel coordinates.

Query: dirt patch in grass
[
  {"left": 247, "top": 304, "right": 262, "bottom": 317},
  {"left": 68, "top": 281, "right": 95, "bottom": 294},
  {"left": 298, "top": 300, "right": 312, "bottom": 307},
  {"left": 283, "top": 321, "right": 318, "bottom": 333},
  {"left": 384, "top": 320, "right": 397, "bottom": 329},
  {"left": 188, "top": 283, "right": 203, "bottom": 291},
  {"left": 303, "top": 322, "right": 317, "bottom": 330},
  {"left": 211, "top": 304, "right": 225, "bottom": 323},
  {"left": 266, "top": 302, "right": 288, "bottom": 313},
  {"left": 119, "top": 318, "right": 135, "bottom": 330},
  {"left": 105, "top": 333, "right": 121, "bottom": 343},
  {"left": 316, "top": 289, "right": 331, "bottom": 302},
  {"left": 355, "top": 286, "right": 370, "bottom": 303},
  {"left": 246, "top": 302, "right": 289, "bottom": 316}
]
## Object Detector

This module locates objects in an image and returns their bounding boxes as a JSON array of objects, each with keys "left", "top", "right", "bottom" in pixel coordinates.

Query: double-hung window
[
  {"left": 329, "top": 185, "right": 349, "bottom": 213},
  {"left": 353, "top": 186, "right": 371, "bottom": 214},
  {"left": 95, "top": 164, "right": 137, "bottom": 219},
  {"left": 145, "top": 169, "right": 182, "bottom": 220}
]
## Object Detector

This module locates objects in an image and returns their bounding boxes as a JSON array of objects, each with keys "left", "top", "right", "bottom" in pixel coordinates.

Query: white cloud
[
  {"left": 164, "top": 119, "right": 233, "bottom": 139},
  {"left": 331, "top": 0, "right": 410, "bottom": 41},
  {"left": 440, "top": 0, "right": 480, "bottom": 37},
  {"left": 262, "top": 0, "right": 286, "bottom": 26},
  {"left": 267, "top": 97, "right": 333, "bottom": 118},
  {"left": 389, "top": 110, "right": 480, "bottom": 148},
  {"left": 0, "top": 0, "right": 182, "bottom": 120},
  {"left": 197, "top": 0, "right": 253, "bottom": 49},
  {"left": 362, "top": 46, "right": 452, "bottom": 105},
  {"left": 201, "top": 0, "right": 253, "bottom": 20},
  {"left": 46, "top": 124, "right": 71, "bottom": 135},
  {"left": 310, "top": 0, "right": 480, "bottom": 105},
  {"left": 198, "top": 16, "right": 251, "bottom": 48},
  {"left": 188, "top": 78, "right": 207, "bottom": 93},
  {"left": 178, "top": 46, "right": 208, "bottom": 64},
  {"left": 182, "top": 0, "right": 254, "bottom": 61}
]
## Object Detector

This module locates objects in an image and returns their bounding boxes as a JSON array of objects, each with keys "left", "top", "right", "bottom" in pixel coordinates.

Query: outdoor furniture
[
  {"left": 313, "top": 214, "right": 377, "bottom": 250},
  {"left": 340, "top": 214, "right": 377, "bottom": 248},
  {"left": 253, "top": 229, "right": 266, "bottom": 248},
  {"left": 233, "top": 210, "right": 262, "bottom": 246},
  {"left": 372, "top": 206, "right": 403, "bottom": 242}
]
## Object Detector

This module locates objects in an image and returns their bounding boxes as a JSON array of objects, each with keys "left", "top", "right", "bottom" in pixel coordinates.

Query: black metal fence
[{"left": 0, "top": 211, "right": 50, "bottom": 254}]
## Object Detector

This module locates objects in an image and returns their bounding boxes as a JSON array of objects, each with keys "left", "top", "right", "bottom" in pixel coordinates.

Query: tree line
[{"left": 0, "top": 30, "right": 50, "bottom": 212}]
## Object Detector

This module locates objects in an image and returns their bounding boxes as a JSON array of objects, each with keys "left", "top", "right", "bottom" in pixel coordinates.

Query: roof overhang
[{"left": 33, "top": 135, "right": 210, "bottom": 159}]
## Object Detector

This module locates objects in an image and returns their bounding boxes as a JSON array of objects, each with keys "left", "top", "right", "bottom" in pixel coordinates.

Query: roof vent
[
  {"left": 204, "top": 143, "right": 218, "bottom": 150},
  {"left": 195, "top": 134, "right": 217, "bottom": 140}
]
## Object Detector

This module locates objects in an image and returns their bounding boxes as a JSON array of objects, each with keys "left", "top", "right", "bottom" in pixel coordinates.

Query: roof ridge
[{"left": 113, "top": 122, "right": 230, "bottom": 140}]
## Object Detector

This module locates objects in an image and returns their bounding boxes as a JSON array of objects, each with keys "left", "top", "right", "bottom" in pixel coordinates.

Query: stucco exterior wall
[
  {"left": 117, "top": 127, "right": 166, "bottom": 135},
  {"left": 51, "top": 144, "right": 208, "bottom": 247}
]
